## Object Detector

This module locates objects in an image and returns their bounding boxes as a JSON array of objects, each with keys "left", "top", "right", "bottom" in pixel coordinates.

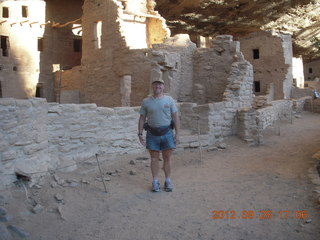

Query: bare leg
[
  {"left": 162, "top": 149, "right": 173, "bottom": 179},
  {"left": 149, "top": 150, "right": 160, "bottom": 180}
]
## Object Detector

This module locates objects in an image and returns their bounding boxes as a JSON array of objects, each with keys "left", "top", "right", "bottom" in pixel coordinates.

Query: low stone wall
[
  {"left": 238, "top": 99, "right": 302, "bottom": 145},
  {"left": 0, "top": 98, "right": 144, "bottom": 189},
  {"left": 304, "top": 99, "right": 320, "bottom": 113},
  {"left": 0, "top": 98, "right": 50, "bottom": 188},
  {"left": 291, "top": 87, "right": 313, "bottom": 99},
  {"left": 293, "top": 96, "right": 311, "bottom": 114},
  {"left": 1, "top": 93, "right": 299, "bottom": 188},
  {"left": 0, "top": 94, "right": 252, "bottom": 188},
  {"left": 47, "top": 103, "right": 142, "bottom": 172},
  {"left": 0, "top": 46, "right": 255, "bottom": 188},
  {"left": 257, "top": 100, "right": 293, "bottom": 130}
]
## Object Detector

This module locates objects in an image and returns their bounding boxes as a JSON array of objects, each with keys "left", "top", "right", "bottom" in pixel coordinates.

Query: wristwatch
[{"left": 138, "top": 133, "right": 143, "bottom": 136}]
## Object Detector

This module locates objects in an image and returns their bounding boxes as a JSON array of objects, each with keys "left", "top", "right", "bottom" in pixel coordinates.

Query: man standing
[{"left": 138, "top": 79, "right": 180, "bottom": 192}]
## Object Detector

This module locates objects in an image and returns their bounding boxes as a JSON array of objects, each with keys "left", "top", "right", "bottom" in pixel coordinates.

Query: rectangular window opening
[
  {"left": 2, "top": 7, "right": 9, "bottom": 18},
  {"left": 35, "top": 84, "right": 43, "bottom": 98},
  {"left": 293, "top": 78, "right": 297, "bottom": 87},
  {"left": 254, "top": 81, "right": 260, "bottom": 92},
  {"left": 38, "top": 38, "right": 44, "bottom": 52},
  {"left": 253, "top": 49, "right": 260, "bottom": 59},
  {"left": 308, "top": 67, "right": 313, "bottom": 74},
  {"left": 1, "top": 36, "right": 9, "bottom": 57},
  {"left": 73, "top": 39, "right": 82, "bottom": 52},
  {"left": 22, "top": 6, "right": 28, "bottom": 18},
  {"left": 94, "top": 21, "right": 102, "bottom": 49}
]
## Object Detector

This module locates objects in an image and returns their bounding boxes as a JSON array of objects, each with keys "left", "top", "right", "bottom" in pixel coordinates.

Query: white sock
[{"left": 165, "top": 178, "right": 171, "bottom": 183}]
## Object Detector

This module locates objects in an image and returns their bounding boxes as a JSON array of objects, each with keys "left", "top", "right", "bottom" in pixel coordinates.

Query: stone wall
[
  {"left": 256, "top": 100, "right": 293, "bottom": 129},
  {"left": 179, "top": 56, "right": 254, "bottom": 146},
  {"left": 0, "top": 0, "right": 83, "bottom": 101},
  {"left": 238, "top": 99, "right": 295, "bottom": 145},
  {"left": 293, "top": 97, "right": 311, "bottom": 114},
  {"left": 60, "top": 2, "right": 254, "bottom": 108},
  {"left": 152, "top": 34, "right": 197, "bottom": 102},
  {"left": 304, "top": 59, "right": 320, "bottom": 81},
  {"left": 0, "top": 98, "right": 50, "bottom": 188},
  {"left": 0, "top": 0, "right": 46, "bottom": 99},
  {"left": 291, "top": 87, "right": 313, "bottom": 99},
  {"left": 1, "top": 95, "right": 312, "bottom": 189},
  {"left": 193, "top": 35, "right": 237, "bottom": 103},
  {"left": 0, "top": 79, "right": 252, "bottom": 189},
  {"left": 304, "top": 99, "right": 320, "bottom": 113},
  {"left": 280, "top": 33, "right": 294, "bottom": 100},
  {"left": 59, "top": 0, "right": 169, "bottom": 107},
  {"left": 47, "top": 103, "right": 142, "bottom": 171},
  {"left": 42, "top": 0, "right": 83, "bottom": 101},
  {"left": 237, "top": 31, "right": 293, "bottom": 100},
  {"left": 0, "top": 98, "right": 143, "bottom": 189}
]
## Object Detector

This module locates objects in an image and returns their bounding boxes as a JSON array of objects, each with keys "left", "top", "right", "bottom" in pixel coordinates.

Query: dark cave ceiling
[{"left": 154, "top": 0, "right": 320, "bottom": 61}]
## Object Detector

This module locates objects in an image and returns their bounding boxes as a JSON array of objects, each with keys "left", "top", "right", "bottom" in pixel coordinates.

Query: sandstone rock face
[{"left": 155, "top": 0, "right": 320, "bottom": 61}]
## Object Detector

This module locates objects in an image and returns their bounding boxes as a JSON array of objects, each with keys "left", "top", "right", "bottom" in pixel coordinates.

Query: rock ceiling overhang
[{"left": 155, "top": 0, "right": 320, "bottom": 62}]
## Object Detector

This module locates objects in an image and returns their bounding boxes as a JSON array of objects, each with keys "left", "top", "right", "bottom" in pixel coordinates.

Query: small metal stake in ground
[
  {"left": 197, "top": 116, "right": 203, "bottom": 163},
  {"left": 276, "top": 113, "right": 281, "bottom": 136},
  {"left": 95, "top": 154, "right": 107, "bottom": 193}
]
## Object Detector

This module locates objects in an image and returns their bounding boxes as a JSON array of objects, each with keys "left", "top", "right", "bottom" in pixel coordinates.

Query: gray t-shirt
[{"left": 139, "top": 95, "right": 178, "bottom": 128}]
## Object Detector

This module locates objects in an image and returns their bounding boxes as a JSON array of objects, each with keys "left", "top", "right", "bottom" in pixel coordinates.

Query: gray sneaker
[
  {"left": 164, "top": 180, "right": 173, "bottom": 192},
  {"left": 152, "top": 180, "right": 161, "bottom": 192}
]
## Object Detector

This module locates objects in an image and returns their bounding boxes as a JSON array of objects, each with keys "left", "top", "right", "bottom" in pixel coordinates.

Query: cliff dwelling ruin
[{"left": 0, "top": 0, "right": 320, "bottom": 187}]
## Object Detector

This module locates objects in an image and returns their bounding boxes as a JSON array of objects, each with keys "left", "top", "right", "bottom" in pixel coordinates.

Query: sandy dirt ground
[{"left": 1, "top": 111, "right": 320, "bottom": 240}]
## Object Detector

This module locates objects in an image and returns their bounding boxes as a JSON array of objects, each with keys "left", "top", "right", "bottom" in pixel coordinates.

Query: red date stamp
[{"left": 211, "top": 210, "right": 309, "bottom": 220}]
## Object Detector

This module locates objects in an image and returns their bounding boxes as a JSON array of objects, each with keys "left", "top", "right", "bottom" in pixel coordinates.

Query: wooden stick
[
  {"left": 95, "top": 154, "right": 107, "bottom": 193},
  {"left": 52, "top": 18, "right": 81, "bottom": 28}
]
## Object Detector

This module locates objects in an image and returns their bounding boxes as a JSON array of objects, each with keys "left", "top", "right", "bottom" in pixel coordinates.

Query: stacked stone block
[
  {"left": 0, "top": 98, "right": 50, "bottom": 188},
  {"left": 237, "top": 107, "right": 262, "bottom": 145},
  {"left": 292, "top": 97, "right": 310, "bottom": 114},
  {"left": 304, "top": 99, "right": 320, "bottom": 113},
  {"left": 0, "top": 95, "right": 315, "bottom": 188},
  {"left": 256, "top": 100, "right": 292, "bottom": 130},
  {"left": 47, "top": 103, "right": 142, "bottom": 171},
  {"left": 238, "top": 100, "right": 294, "bottom": 145}
]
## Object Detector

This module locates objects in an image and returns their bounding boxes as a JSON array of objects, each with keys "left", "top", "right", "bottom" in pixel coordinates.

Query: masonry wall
[
  {"left": 304, "top": 59, "right": 320, "bottom": 81},
  {"left": 0, "top": 0, "right": 45, "bottom": 99},
  {"left": 0, "top": 98, "right": 50, "bottom": 188},
  {"left": 59, "top": 2, "right": 259, "bottom": 108},
  {"left": 0, "top": 82, "right": 251, "bottom": 189},
  {"left": 280, "top": 33, "right": 294, "bottom": 100},
  {"left": 237, "top": 31, "right": 293, "bottom": 100},
  {"left": 60, "top": 0, "right": 169, "bottom": 107},
  {"left": 304, "top": 99, "right": 320, "bottom": 113},
  {"left": 152, "top": 34, "right": 197, "bottom": 102},
  {"left": 0, "top": 0, "right": 83, "bottom": 101},
  {"left": 0, "top": 98, "right": 144, "bottom": 189},
  {"left": 193, "top": 35, "right": 237, "bottom": 103},
  {"left": 238, "top": 100, "right": 294, "bottom": 145},
  {"left": 292, "top": 96, "right": 311, "bottom": 114},
  {"left": 42, "top": 0, "right": 83, "bottom": 101},
  {"left": 1, "top": 32, "right": 257, "bottom": 189},
  {"left": 291, "top": 87, "right": 313, "bottom": 99},
  {"left": 47, "top": 103, "right": 142, "bottom": 171}
]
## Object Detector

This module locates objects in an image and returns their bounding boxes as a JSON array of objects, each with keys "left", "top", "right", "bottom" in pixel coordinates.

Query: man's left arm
[{"left": 172, "top": 111, "right": 180, "bottom": 144}]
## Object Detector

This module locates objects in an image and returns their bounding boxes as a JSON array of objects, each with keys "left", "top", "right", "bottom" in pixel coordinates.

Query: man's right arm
[{"left": 138, "top": 114, "right": 146, "bottom": 146}]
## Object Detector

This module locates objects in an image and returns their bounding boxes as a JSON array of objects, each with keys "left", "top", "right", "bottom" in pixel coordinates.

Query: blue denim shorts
[{"left": 146, "top": 129, "right": 176, "bottom": 151}]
